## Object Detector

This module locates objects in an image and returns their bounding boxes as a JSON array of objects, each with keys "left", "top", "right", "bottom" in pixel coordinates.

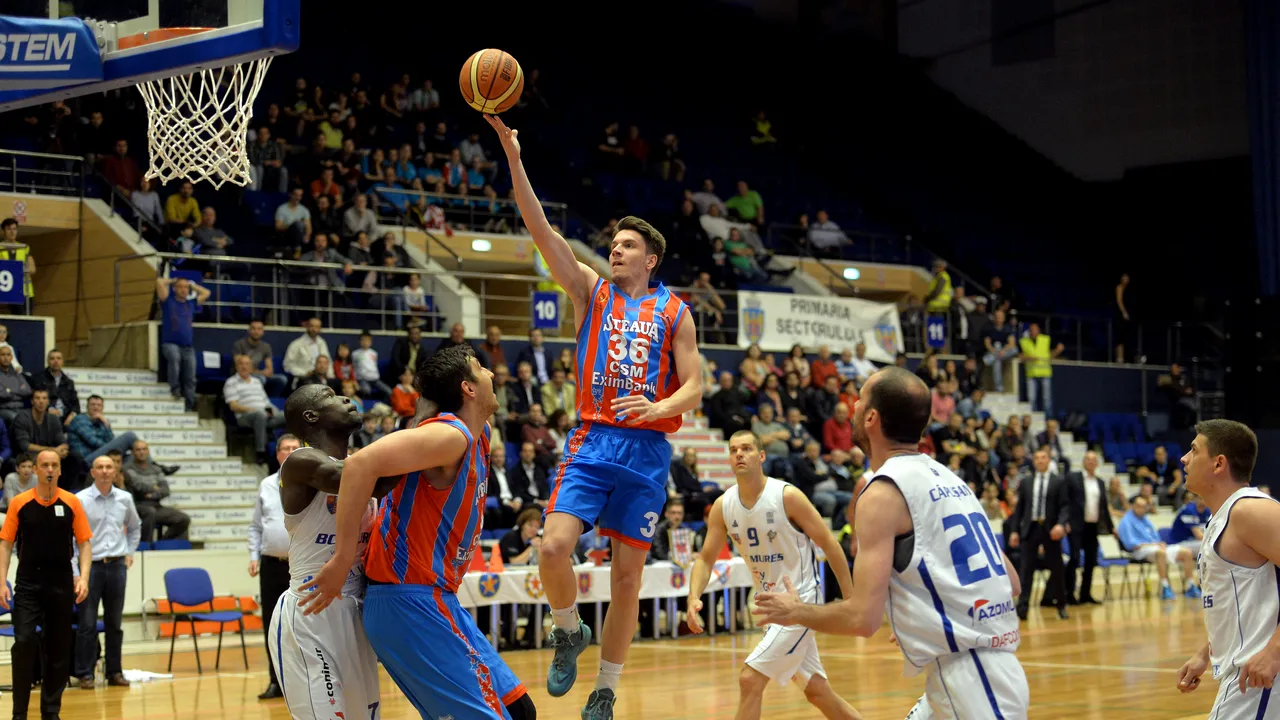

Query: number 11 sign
[
  {"left": 0, "top": 260, "right": 24, "bottom": 304},
  {"left": 532, "top": 291, "right": 559, "bottom": 330}
]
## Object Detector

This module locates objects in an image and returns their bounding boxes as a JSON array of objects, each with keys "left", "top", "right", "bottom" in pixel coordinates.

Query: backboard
[{"left": 0, "top": 0, "right": 299, "bottom": 113}]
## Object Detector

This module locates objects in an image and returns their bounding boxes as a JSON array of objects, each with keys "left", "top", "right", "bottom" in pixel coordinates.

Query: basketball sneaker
[
  {"left": 547, "top": 621, "right": 592, "bottom": 697},
  {"left": 1160, "top": 585, "right": 1175, "bottom": 600},
  {"left": 1185, "top": 585, "right": 1202, "bottom": 599},
  {"left": 581, "top": 688, "right": 616, "bottom": 720}
]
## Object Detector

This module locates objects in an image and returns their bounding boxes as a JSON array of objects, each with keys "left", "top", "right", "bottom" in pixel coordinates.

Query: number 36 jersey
[
  {"left": 575, "top": 277, "right": 689, "bottom": 435},
  {"left": 866, "top": 454, "right": 1019, "bottom": 677}
]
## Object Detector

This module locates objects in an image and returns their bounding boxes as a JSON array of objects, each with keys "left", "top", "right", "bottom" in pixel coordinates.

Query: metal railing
[
  {"left": 0, "top": 148, "right": 85, "bottom": 197},
  {"left": 98, "top": 171, "right": 167, "bottom": 240},
  {"left": 372, "top": 186, "right": 567, "bottom": 237}
]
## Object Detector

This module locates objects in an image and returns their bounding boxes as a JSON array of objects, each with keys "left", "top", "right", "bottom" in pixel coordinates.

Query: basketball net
[{"left": 136, "top": 56, "right": 272, "bottom": 189}]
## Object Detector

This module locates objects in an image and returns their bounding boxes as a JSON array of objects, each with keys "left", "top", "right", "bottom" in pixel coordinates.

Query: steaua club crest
[
  {"left": 326, "top": 495, "right": 337, "bottom": 514},
  {"left": 742, "top": 297, "right": 765, "bottom": 344},
  {"left": 524, "top": 573, "right": 544, "bottom": 599},
  {"left": 577, "top": 571, "right": 593, "bottom": 597},
  {"left": 670, "top": 567, "right": 686, "bottom": 589},
  {"left": 478, "top": 573, "right": 501, "bottom": 598}
]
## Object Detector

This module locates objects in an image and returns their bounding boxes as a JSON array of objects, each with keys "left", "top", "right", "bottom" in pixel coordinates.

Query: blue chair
[
  {"left": 163, "top": 568, "right": 248, "bottom": 673},
  {"left": 153, "top": 539, "right": 193, "bottom": 551}
]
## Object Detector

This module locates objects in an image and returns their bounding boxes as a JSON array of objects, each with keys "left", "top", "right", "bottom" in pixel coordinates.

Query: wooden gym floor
[{"left": 1, "top": 594, "right": 1218, "bottom": 719}]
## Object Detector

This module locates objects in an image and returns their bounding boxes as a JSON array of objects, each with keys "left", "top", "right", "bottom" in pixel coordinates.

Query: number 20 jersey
[
  {"left": 575, "top": 277, "right": 689, "bottom": 435},
  {"left": 867, "top": 454, "right": 1020, "bottom": 677}
]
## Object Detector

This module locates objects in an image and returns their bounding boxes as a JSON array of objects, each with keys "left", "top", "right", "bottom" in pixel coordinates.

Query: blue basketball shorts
[
  {"left": 363, "top": 583, "right": 526, "bottom": 719},
  {"left": 545, "top": 422, "right": 671, "bottom": 548}
]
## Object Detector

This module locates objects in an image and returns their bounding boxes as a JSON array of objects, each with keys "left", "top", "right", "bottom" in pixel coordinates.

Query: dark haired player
[
  {"left": 757, "top": 367, "right": 1028, "bottom": 719},
  {"left": 488, "top": 111, "right": 704, "bottom": 720},
  {"left": 300, "top": 345, "right": 535, "bottom": 720}
]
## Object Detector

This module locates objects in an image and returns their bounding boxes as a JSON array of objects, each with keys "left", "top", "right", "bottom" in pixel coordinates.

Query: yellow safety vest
[
  {"left": 1019, "top": 334, "right": 1053, "bottom": 378},
  {"left": 926, "top": 271, "right": 952, "bottom": 312},
  {"left": 0, "top": 247, "right": 33, "bottom": 298}
]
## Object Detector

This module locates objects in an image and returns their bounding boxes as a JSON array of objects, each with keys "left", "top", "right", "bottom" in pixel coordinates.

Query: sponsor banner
[
  {"left": 148, "top": 444, "right": 229, "bottom": 460},
  {"left": 76, "top": 383, "right": 172, "bottom": 399},
  {"left": 188, "top": 524, "right": 250, "bottom": 540},
  {"left": 130, "top": 429, "right": 217, "bottom": 444},
  {"left": 170, "top": 459, "right": 243, "bottom": 474},
  {"left": 111, "top": 414, "right": 201, "bottom": 429},
  {"left": 103, "top": 398, "right": 185, "bottom": 415},
  {"left": 185, "top": 508, "right": 254, "bottom": 524},
  {"left": 167, "top": 491, "right": 257, "bottom": 509},
  {"left": 737, "top": 291, "right": 903, "bottom": 364},
  {"left": 453, "top": 558, "right": 758, "bottom": 608},
  {"left": 66, "top": 368, "right": 158, "bottom": 384},
  {"left": 0, "top": 16, "right": 103, "bottom": 89}
]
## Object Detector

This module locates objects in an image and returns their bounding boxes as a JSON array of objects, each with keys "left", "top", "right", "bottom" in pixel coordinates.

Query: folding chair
[{"left": 163, "top": 568, "right": 249, "bottom": 673}]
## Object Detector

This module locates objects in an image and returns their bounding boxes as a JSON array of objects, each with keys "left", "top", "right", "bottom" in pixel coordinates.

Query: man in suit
[
  {"left": 1033, "top": 418, "right": 1070, "bottom": 475},
  {"left": 486, "top": 444, "right": 523, "bottom": 530},
  {"left": 1009, "top": 448, "right": 1070, "bottom": 620},
  {"left": 1064, "top": 450, "right": 1113, "bottom": 605},
  {"left": 505, "top": 361, "right": 541, "bottom": 439},
  {"left": 510, "top": 441, "right": 550, "bottom": 509}
]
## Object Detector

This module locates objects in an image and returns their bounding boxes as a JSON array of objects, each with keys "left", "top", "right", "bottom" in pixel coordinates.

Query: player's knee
[
  {"left": 538, "top": 533, "right": 574, "bottom": 563},
  {"left": 803, "top": 676, "right": 830, "bottom": 704},
  {"left": 739, "top": 666, "right": 768, "bottom": 696},
  {"left": 506, "top": 692, "right": 536, "bottom": 720}
]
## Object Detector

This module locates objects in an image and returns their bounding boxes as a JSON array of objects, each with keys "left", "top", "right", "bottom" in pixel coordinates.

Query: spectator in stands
[
  {"left": 296, "top": 355, "right": 338, "bottom": 392},
  {"left": 123, "top": 440, "right": 190, "bottom": 542},
  {"left": 1034, "top": 418, "right": 1070, "bottom": 475},
  {"left": 932, "top": 413, "right": 976, "bottom": 465},
  {"left": 493, "top": 363, "right": 517, "bottom": 431},
  {"left": 982, "top": 308, "right": 1017, "bottom": 393},
  {"left": 282, "top": 317, "right": 333, "bottom": 387},
  {"left": 67, "top": 395, "right": 139, "bottom": 465},
  {"left": 723, "top": 228, "right": 769, "bottom": 283},
  {"left": 521, "top": 404, "right": 557, "bottom": 465},
  {"left": 193, "top": 207, "right": 234, "bottom": 256},
  {"left": 957, "top": 387, "right": 985, "bottom": 420},
  {"left": 1135, "top": 445, "right": 1184, "bottom": 507},
  {"left": 300, "top": 233, "right": 354, "bottom": 315},
  {"left": 782, "top": 406, "right": 813, "bottom": 455},
  {"left": 649, "top": 498, "right": 699, "bottom": 563},
  {"left": 248, "top": 125, "right": 288, "bottom": 192},
  {"left": 472, "top": 327, "right": 505, "bottom": 372},
  {"left": 955, "top": 355, "right": 981, "bottom": 396},
  {"left": 350, "top": 413, "right": 379, "bottom": 450},
  {"left": 459, "top": 132, "right": 497, "bottom": 183},
  {"left": 274, "top": 188, "right": 313, "bottom": 250},
  {"left": 343, "top": 194, "right": 377, "bottom": 240},
  {"left": 785, "top": 344, "right": 811, "bottom": 386},
  {"left": 833, "top": 347, "right": 858, "bottom": 384},
  {"left": 668, "top": 448, "right": 712, "bottom": 520},
  {"left": 101, "top": 139, "right": 142, "bottom": 199},
  {"left": 540, "top": 366, "right": 576, "bottom": 423},
  {"left": 486, "top": 444, "right": 522, "bottom": 529},
  {"left": 515, "top": 328, "right": 551, "bottom": 384},
  {"left": 738, "top": 343, "right": 767, "bottom": 391},
  {"left": 1001, "top": 445, "right": 1032, "bottom": 490},
  {"left": 803, "top": 374, "right": 840, "bottom": 438},
  {"left": 924, "top": 259, "right": 952, "bottom": 321},
  {"left": 499, "top": 507, "right": 543, "bottom": 566},
  {"left": 929, "top": 378, "right": 957, "bottom": 428},
  {"left": 756, "top": 373, "right": 784, "bottom": 417},
  {"left": 725, "top": 180, "right": 765, "bottom": 225},
  {"left": 157, "top": 276, "right": 209, "bottom": 412},
  {"left": 351, "top": 331, "right": 391, "bottom": 399},
  {"left": 402, "top": 273, "right": 429, "bottom": 323},
  {"left": 0, "top": 345, "right": 32, "bottom": 425},
  {"left": 1019, "top": 322, "right": 1064, "bottom": 418},
  {"left": 507, "top": 361, "right": 541, "bottom": 423},
  {"left": 707, "top": 372, "right": 751, "bottom": 438},
  {"left": 809, "top": 345, "right": 839, "bottom": 390},
  {"left": 822, "top": 402, "right": 854, "bottom": 454},
  {"left": 752, "top": 402, "right": 793, "bottom": 480},
  {"left": 310, "top": 166, "right": 343, "bottom": 202},
  {"left": 794, "top": 440, "right": 849, "bottom": 526},
  {"left": 389, "top": 369, "right": 418, "bottom": 420},
  {"left": 1116, "top": 496, "right": 1199, "bottom": 601},
  {"left": 806, "top": 210, "right": 850, "bottom": 256},
  {"left": 12, "top": 386, "right": 79, "bottom": 483},
  {"left": 163, "top": 181, "right": 200, "bottom": 233},
  {"left": 388, "top": 325, "right": 429, "bottom": 382},
  {"left": 312, "top": 195, "right": 342, "bottom": 237},
  {"left": 2, "top": 453, "right": 35, "bottom": 512},
  {"left": 231, "top": 320, "right": 287, "bottom": 397},
  {"left": 1168, "top": 492, "right": 1210, "bottom": 551},
  {"left": 512, "top": 442, "right": 550, "bottom": 509},
  {"left": 1163, "top": 363, "right": 1198, "bottom": 430},
  {"left": 225, "top": 355, "right": 286, "bottom": 465},
  {"left": 967, "top": 450, "right": 1001, "bottom": 493}
]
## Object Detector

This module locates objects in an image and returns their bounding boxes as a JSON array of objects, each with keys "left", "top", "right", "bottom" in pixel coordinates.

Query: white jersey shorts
[
  {"left": 905, "top": 648, "right": 1028, "bottom": 720},
  {"left": 744, "top": 624, "right": 826, "bottom": 687},
  {"left": 1209, "top": 669, "right": 1280, "bottom": 720},
  {"left": 1131, "top": 543, "right": 1187, "bottom": 565},
  {"left": 267, "top": 591, "right": 381, "bottom": 720}
]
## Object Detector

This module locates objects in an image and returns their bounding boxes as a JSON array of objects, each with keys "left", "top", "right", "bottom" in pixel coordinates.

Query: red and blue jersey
[
  {"left": 575, "top": 278, "right": 689, "bottom": 435},
  {"left": 364, "top": 413, "right": 490, "bottom": 592}
]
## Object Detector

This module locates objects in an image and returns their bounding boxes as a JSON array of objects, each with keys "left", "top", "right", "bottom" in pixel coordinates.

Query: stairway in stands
[{"left": 69, "top": 367, "right": 261, "bottom": 549}]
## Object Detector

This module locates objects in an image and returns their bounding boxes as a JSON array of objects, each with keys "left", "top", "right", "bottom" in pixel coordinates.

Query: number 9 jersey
[{"left": 867, "top": 454, "right": 1020, "bottom": 677}]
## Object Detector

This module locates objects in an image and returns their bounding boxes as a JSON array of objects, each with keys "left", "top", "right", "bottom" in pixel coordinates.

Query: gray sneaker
[
  {"left": 581, "top": 688, "right": 616, "bottom": 720},
  {"left": 546, "top": 621, "right": 592, "bottom": 697}
]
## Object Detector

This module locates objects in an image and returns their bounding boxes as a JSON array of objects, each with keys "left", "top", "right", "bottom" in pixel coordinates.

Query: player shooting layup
[
  {"left": 757, "top": 367, "right": 1029, "bottom": 719},
  {"left": 267, "top": 385, "right": 399, "bottom": 720},
  {"left": 301, "top": 345, "right": 536, "bottom": 720},
  {"left": 1175, "top": 420, "right": 1280, "bottom": 718},
  {"left": 486, "top": 114, "right": 704, "bottom": 719},
  {"left": 688, "top": 430, "right": 861, "bottom": 720}
]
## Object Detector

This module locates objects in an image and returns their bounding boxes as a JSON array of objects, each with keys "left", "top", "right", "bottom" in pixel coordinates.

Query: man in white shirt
[
  {"left": 281, "top": 317, "right": 334, "bottom": 387},
  {"left": 1065, "top": 450, "right": 1114, "bottom": 605},
  {"left": 224, "top": 355, "right": 286, "bottom": 464},
  {"left": 849, "top": 342, "right": 879, "bottom": 388},
  {"left": 486, "top": 444, "right": 521, "bottom": 529},
  {"left": 248, "top": 433, "right": 301, "bottom": 700}
]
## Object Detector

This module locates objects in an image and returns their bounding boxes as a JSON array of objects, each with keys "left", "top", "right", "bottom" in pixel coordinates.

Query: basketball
[{"left": 459, "top": 49, "right": 524, "bottom": 114}]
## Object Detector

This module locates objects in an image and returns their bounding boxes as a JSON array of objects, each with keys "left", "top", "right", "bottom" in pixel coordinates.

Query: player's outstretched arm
[
  {"left": 783, "top": 486, "right": 855, "bottom": 599},
  {"left": 686, "top": 498, "right": 728, "bottom": 634},
  {"left": 484, "top": 114, "right": 597, "bottom": 307},
  {"left": 613, "top": 313, "right": 704, "bottom": 424},
  {"left": 1228, "top": 499, "right": 1280, "bottom": 692}
]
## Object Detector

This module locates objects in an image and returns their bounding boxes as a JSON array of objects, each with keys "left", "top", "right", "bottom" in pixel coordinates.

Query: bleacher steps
[
  {"left": 109, "top": 413, "right": 200, "bottom": 429},
  {"left": 202, "top": 541, "right": 244, "bottom": 551},
  {"left": 76, "top": 383, "right": 172, "bottom": 399},
  {"left": 184, "top": 508, "right": 254, "bottom": 525},
  {"left": 148, "top": 443, "right": 235, "bottom": 460},
  {"left": 104, "top": 398, "right": 185, "bottom": 415},
  {"left": 171, "top": 458, "right": 244, "bottom": 475},
  {"left": 64, "top": 368, "right": 157, "bottom": 384},
  {"left": 669, "top": 439, "right": 732, "bottom": 453},
  {"left": 167, "top": 490, "right": 257, "bottom": 509},
  {"left": 126, "top": 429, "right": 217, "bottom": 444},
  {"left": 167, "top": 475, "right": 259, "bottom": 491}
]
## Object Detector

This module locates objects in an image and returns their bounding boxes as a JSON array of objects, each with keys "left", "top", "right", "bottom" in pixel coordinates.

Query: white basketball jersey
[
  {"left": 721, "top": 478, "right": 820, "bottom": 603},
  {"left": 869, "top": 454, "right": 1019, "bottom": 677},
  {"left": 281, "top": 454, "right": 376, "bottom": 599},
  {"left": 1199, "top": 486, "right": 1280, "bottom": 680}
]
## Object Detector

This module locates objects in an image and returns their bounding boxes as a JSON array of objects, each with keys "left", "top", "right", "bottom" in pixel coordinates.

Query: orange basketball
[{"left": 459, "top": 49, "right": 524, "bottom": 114}]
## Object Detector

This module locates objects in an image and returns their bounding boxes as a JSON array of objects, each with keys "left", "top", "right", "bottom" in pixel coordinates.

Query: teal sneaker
[
  {"left": 546, "top": 621, "right": 591, "bottom": 697},
  {"left": 1160, "top": 585, "right": 1175, "bottom": 600},
  {"left": 581, "top": 688, "right": 616, "bottom": 720},
  {"left": 1185, "top": 584, "right": 1202, "bottom": 599}
]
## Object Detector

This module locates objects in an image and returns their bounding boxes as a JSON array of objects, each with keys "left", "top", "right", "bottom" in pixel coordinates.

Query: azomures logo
[{"left": 967, "top": 598, "right": 1015, "bottom": 625}]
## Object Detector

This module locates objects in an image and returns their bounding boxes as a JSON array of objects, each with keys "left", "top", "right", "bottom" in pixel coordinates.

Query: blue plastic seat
[{"left": 163, "top": 568, "right": 248, "bottom": 674}]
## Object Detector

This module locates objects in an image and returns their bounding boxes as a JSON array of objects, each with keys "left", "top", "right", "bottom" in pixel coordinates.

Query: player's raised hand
[
  {"left": 686, "top": 597, "right": 705, "bottom": 634},
  {"left": 297, "top": 556, "right": 348, "bottom": 615},
  {"left": 483, "top": 114, "right": 521, "bottom": 159},
  {"left": 612, "top": 394, "right": 665, "bottom": 425},
  {"left": 1177, "top": 651, "right": 1208, "bottom": 693},
  {"left": 753, "top": 576, "right": 803, "bottom": 626},
  {"left": 1239, "top": 648, "right": 1280, "bottom": 694}
]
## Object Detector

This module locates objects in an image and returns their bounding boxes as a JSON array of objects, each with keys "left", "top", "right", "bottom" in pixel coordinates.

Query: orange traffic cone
[
  {"left": 469, "top": 548, "right": 488, "bottom": 573},
  {"left": 717, "top": 542, "right": 733, "bottom": 561},
  {"left": 488, "top": 545, "right": 505, "bottom": 573}
]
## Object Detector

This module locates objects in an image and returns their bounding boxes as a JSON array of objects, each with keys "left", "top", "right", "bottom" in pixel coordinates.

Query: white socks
[
  {"left": 551, "top": 605, "right": 580, "bottom": 632},
  {"left": 595, "top": 660, "right": 623, "bottom": 692}
]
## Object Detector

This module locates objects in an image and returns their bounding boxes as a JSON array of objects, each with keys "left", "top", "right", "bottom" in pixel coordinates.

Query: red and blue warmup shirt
[
  {"left": 575, "top": 278, "right": 689, "bottom": 435},
  {"left": 365, "top": 414, "right": 490, "bottom": 591}
]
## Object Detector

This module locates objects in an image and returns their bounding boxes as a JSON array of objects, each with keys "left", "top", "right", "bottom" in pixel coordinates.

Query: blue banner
[
  {"left": 531, "top": 291, "right": 559, "bottom": 330},
  {"left": 0, "top": 260, "right": 25, "bottom": 304},
  {"left": 0, "top": 17, "right": 103, "bottom": 90}
]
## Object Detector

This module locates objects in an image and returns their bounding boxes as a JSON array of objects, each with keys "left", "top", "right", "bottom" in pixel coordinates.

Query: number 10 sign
[
  {"left": 532, "top": 291, "right": 559, "bottom": 330},
  {"left": 0, "top": 261, "right": 24, "bottom": 304}
]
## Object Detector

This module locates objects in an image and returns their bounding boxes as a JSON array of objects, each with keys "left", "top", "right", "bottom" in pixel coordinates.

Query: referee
[
  {"left": 248, "top": 433, "right": 300, "bottom": 700},
  {"left": 0, "top": 449, "right": 92, "bottom": 720}
]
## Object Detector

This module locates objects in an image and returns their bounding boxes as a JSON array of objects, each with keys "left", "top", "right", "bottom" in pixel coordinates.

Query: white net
[{"left": 137, "top": 56, "right": 273, "bottom": 189}]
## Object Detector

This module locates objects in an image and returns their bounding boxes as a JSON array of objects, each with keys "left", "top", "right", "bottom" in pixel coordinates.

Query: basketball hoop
[{"left": 126, "top": 28, "right": 272, "bottom": 189}]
